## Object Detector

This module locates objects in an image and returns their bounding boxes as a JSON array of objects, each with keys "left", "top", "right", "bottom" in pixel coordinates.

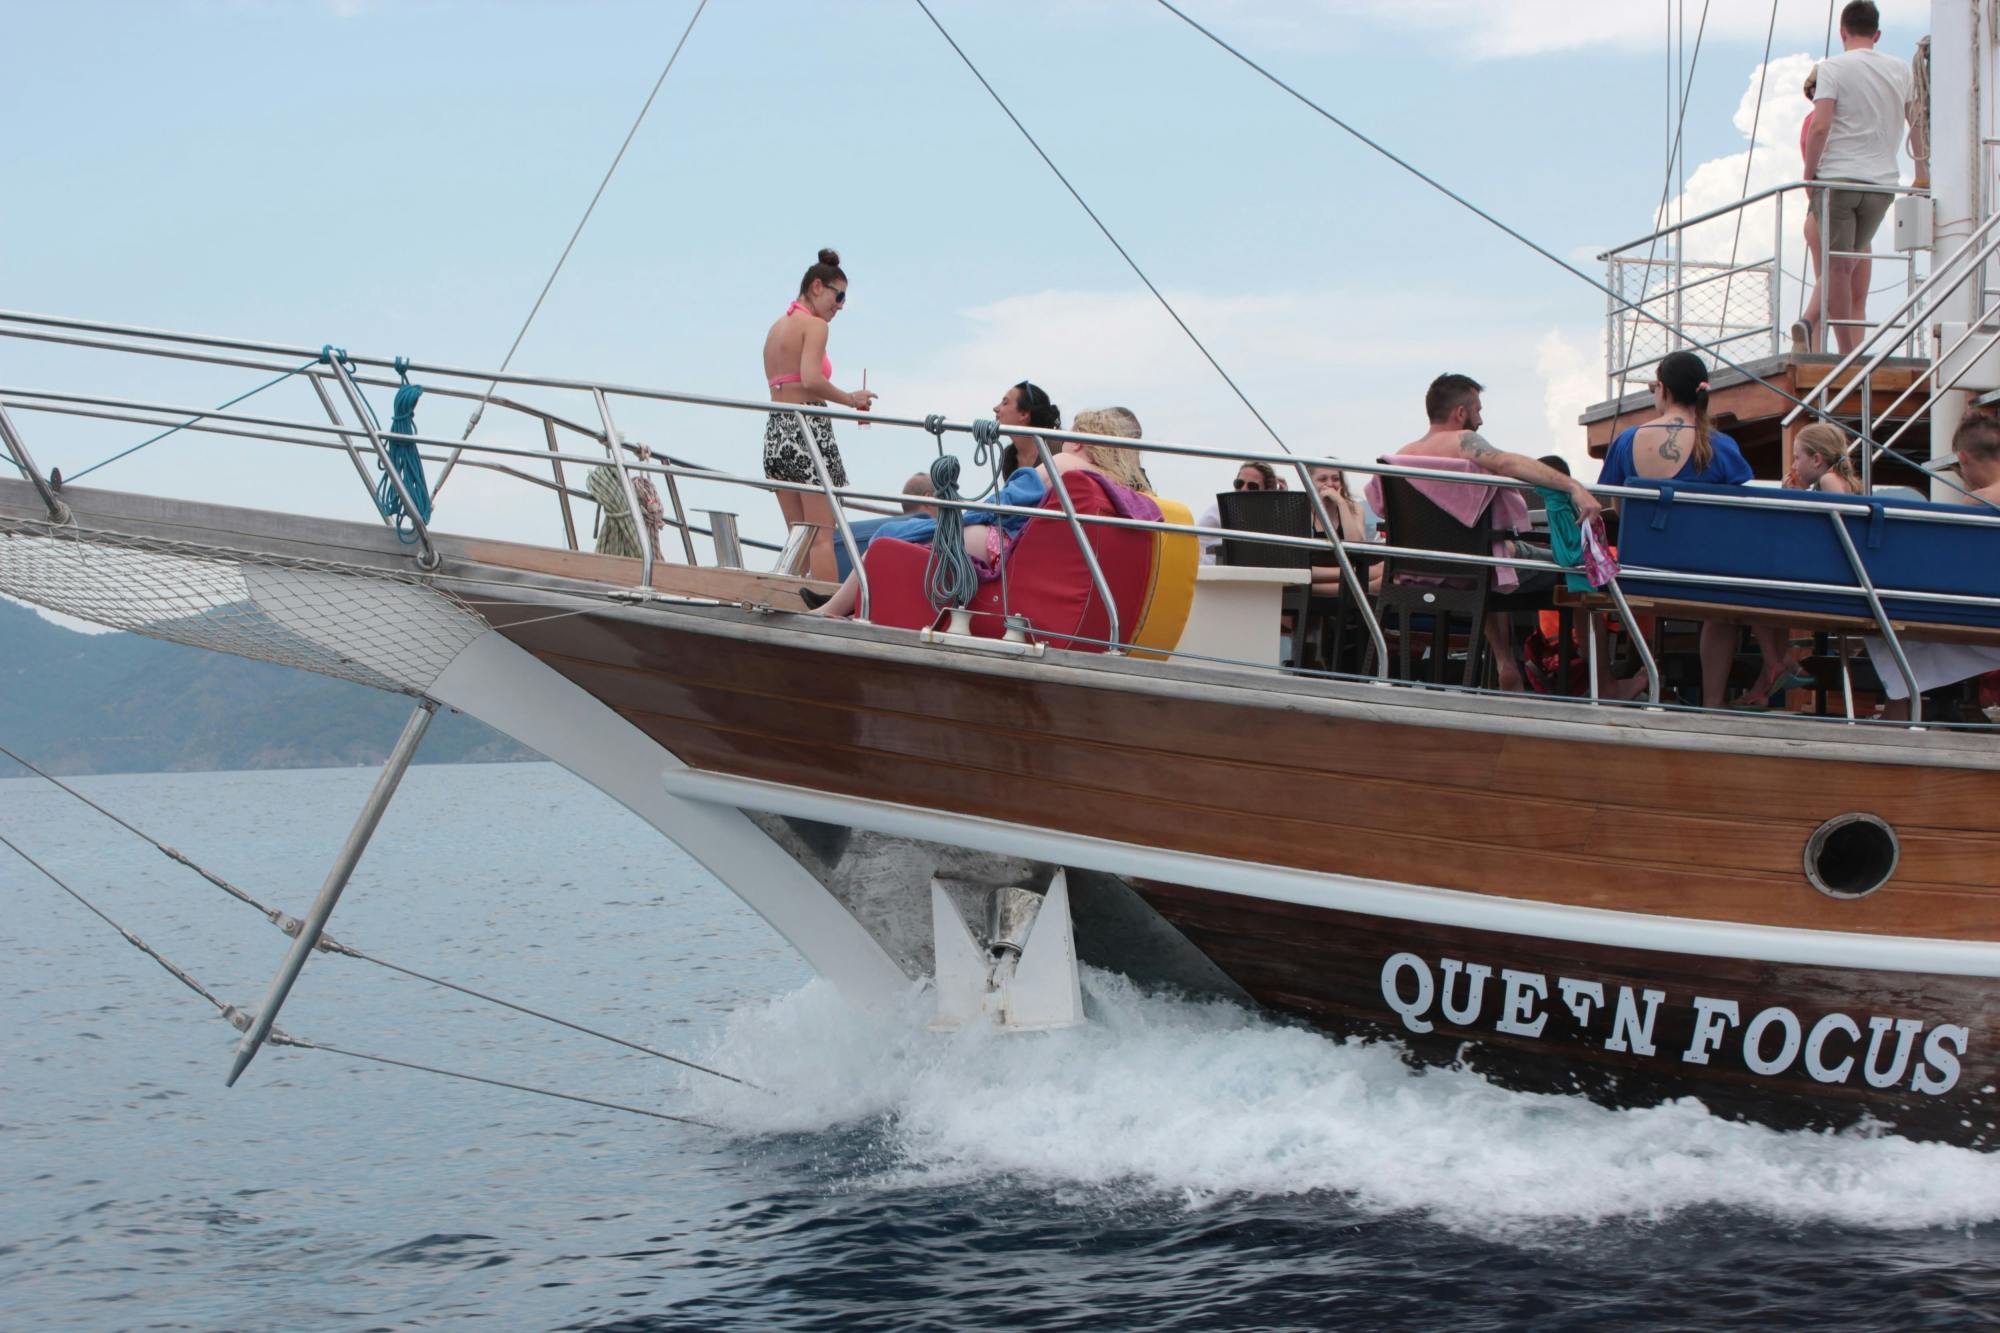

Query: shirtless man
[
  {"left": 1956, "top": 412, "right": 2000, "bottom": 505},
  {"left": 1394, "top": 374, "right": 1603, "bottom": 690}
]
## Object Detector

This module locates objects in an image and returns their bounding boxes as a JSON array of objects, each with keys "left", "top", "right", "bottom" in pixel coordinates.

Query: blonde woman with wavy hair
[
  {"left": 1789, "top": 422, "right": 1861, "bottom": 493},
  {"left": 1060, "top": 406, "right": 1153, "bottom": 493}
]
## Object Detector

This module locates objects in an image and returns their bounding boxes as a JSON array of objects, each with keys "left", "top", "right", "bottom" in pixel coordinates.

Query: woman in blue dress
[{"left": 1595, "top": 350, "right": 1789, "bottom": 707}]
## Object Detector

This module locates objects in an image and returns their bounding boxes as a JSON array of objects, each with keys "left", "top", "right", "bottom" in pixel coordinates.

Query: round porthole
[{"left": 1804, "top": 813, "right": 1899, "bottom": 899}]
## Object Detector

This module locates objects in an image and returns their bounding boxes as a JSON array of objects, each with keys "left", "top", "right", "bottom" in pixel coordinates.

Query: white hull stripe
[{"left": 658, "top": 768, "right": 2000, "bottom": 980}]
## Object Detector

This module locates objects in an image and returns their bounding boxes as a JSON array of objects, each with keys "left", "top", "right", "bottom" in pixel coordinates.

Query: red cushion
[{"left": 859, "top": 470, "right": 1155, "bottom": 652}]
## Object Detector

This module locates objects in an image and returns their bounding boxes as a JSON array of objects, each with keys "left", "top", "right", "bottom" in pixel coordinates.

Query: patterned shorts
[{"left": 763, "top": 411, "right": 847, "bottom": 488}]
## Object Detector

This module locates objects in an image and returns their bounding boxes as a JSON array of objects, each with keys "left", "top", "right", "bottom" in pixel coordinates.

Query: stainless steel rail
[
  {"left": 591, "top": 388, "right": 652, "bottom": 589},
  {"left": 5, "top": 307, "right": 1995, "bottom": 726},
  {"left": 1599, "top": 178, "right": 1933, "bottom": 404},
  {"left": 1287, "top": 458, "right": 1388, "bottom": 679},
  {"left": 793, "top": 408, "right": 869, "bottom": 622},
  {"left": 1826, "top": 509, "right": 1922, "bottom": 721},
  {"left": 1784, "top": 207, "right": 2000, "bottom": 424},
  {"left": 0, "top": 397, "right": 69, "bottom": 523}
]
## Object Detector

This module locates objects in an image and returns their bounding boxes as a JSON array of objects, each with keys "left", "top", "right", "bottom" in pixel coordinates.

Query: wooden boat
[{"left": 3, "top": 0, "right": 1997, "bottom": 1148}]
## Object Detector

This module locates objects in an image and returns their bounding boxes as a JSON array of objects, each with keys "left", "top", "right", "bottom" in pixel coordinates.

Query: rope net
[
  {"left": 1608, "top": 255, "right": 1776, "bottom": 394},
  {"left": 0, "top": 517, "right": 487, "bottom": 694}
]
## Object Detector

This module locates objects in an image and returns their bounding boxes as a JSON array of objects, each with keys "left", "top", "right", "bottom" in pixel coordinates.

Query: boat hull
[
  {"left": 482, "top": 600, "right": 2000, "bottom": 1148},
  {"left": 1134, "top": 877, "right": 2000, "bottom": 1146}
]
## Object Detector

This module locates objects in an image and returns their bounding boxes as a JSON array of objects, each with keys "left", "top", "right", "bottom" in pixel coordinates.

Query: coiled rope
[
  {"left": 375, "top": 354, "right": 433, "bottom": 541},
  {"left": 923, "top": 416, "right": 979, "bottom": 615}
]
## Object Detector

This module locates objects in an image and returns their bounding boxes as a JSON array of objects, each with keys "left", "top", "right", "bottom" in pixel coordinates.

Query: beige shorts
[{"left": 1820, "top": 184, "right": 1892, "bottom": 254}]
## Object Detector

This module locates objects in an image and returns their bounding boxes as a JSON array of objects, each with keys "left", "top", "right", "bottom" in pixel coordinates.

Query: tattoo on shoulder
[{"left": 1459, "top": 431, "right": 1498, "bottom": 460}]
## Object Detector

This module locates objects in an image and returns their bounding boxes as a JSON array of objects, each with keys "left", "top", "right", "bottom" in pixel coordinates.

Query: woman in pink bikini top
[{"left": 759, "top": 247, "right": 877, "bottom": 583}]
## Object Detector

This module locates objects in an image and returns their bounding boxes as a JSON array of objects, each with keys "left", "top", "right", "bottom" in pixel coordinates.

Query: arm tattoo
[{"left": 1459, "top": 430, "right": 1499, "bottom": 461}]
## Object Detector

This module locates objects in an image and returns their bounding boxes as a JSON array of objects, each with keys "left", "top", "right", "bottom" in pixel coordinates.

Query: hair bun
[{"left": 817, "top": 247, "right": 841, "bottom": 267}]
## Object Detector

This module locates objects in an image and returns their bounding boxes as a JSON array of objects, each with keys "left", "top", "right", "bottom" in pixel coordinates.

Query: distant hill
[{"left": 0, "top": 599, "right": 539, "bottom": 776}]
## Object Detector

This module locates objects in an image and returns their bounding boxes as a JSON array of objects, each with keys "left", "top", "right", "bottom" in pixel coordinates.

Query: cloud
[
  {"left": 1652, "top": 52, "right": 1821, "bottom": 265},
  {"left": 1536, "top": 329, "right": 1602, "bottom": 474},
  {"left": 1336, "top": 0, "right": 1932, "bottom": 60}
]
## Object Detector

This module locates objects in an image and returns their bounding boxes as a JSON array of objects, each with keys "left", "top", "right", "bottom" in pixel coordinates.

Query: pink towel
[{"left": 1366, "top": 454, "right": 1531, "bottom": 592}]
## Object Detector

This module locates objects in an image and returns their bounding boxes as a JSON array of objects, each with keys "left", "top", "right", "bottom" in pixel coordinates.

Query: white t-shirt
[{"left": 1814, "top": 46, "right": 1914, "bottom": 185}]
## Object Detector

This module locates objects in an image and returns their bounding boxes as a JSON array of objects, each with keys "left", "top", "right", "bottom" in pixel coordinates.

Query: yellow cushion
[{"left": 1131, "top": 497, "right": 1199, "bottom": 659}]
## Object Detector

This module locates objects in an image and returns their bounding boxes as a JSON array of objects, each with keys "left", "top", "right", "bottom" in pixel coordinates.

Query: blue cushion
[{"left": 1615, "top": 481, "right": 2000, "bottom": 629}]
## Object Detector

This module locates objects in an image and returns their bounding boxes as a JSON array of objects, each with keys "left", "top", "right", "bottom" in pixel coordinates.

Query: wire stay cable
[
  {"left": 0, "top": 829, "right": 722, "bottom": 1129},
  {"left": 912, "top": 0, "right": 1293, "bottom": 453},
  {"left": 278, "top": 1037, "right": 721, "bottom": 1128},
  {"left": 1628, "top": 0, "right": 1712, "bottom": 365},
  {"left": 1720, "top": 0, "right": 1783, "bottom": 327},
  {"left": 0, "top": 739, "right": 755, "bottom": 1088},
  {"left": 438, "top": 0, "right": 711, "bottom": 495}
]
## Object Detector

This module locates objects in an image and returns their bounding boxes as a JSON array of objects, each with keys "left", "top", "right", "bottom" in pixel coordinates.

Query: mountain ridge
[{"left": 0, "top": 599, "right": 538, "bottom": 776}]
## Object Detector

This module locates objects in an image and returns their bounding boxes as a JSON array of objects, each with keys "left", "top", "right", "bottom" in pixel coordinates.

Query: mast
[{"left": 1928, "top": 0, "right": 1983, "bottom": 485}]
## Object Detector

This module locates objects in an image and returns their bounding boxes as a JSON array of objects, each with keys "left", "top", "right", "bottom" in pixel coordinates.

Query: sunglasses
[
  {"left": 832, "top": 288, "right": 847, "bottom": 305},
  {"left": 1233, "top": 478, "right": 1264, "bottom": 490},
  {"left": 1017, "top": 380, "right": 1044, "bottom": 407}
]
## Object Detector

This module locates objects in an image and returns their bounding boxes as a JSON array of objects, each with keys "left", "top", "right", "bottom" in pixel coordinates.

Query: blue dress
[{"left": 1597, "top": 425, "right": 1752, "bottom": 486}]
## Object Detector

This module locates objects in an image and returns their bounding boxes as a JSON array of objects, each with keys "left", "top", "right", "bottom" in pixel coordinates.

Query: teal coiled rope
[
  {"left": 378, "top": 356, "right": 432, "bottom": 541},
  {"left": 924, "top": 416, "right": 980, "bottom": 615},
  {"left": 325, "top": 346, "right": 433, "bottom": 543}
]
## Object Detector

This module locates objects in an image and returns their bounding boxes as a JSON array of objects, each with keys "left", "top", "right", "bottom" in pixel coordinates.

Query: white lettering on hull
[{"left": 1375, "top": 952, "right": 1970, "bottom": 1097}]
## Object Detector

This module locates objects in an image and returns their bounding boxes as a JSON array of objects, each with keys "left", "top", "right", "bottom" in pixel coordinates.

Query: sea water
[{"left": 5, "top": 762, "right": 2000, "bottom": 1330}]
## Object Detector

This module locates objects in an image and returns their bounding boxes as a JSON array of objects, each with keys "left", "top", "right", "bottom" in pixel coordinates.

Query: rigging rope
[
  {"left": 0, "top": 827, "right": 721, "bottom": 1127},
  {"left": 68, "top": 358, "right": 319, "bottom": 484},
  {"left": 0, "top": 739, "right": 754, "bottom": 1089},
  {"left": 1719, "top": 0, "right": 1782, "bottom": 327},
  {"left": 1626, "top": 0, "right": 1712, "bottom": 373},
  {"left": 438, "top": 0, "right": 710, "bottom": 497},
  {"left": 912, "top": 0, "right": 1293, "bottom": 455}
]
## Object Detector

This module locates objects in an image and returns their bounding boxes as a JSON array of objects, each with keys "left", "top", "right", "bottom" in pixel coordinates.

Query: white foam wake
[{"left": 689, "top": 970, "right": 2000, "bottom": 1235}]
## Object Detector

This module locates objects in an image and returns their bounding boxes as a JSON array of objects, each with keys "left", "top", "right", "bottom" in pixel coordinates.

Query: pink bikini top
[{"left": 768, "top": 300, "right": 833, "bottom": 388}]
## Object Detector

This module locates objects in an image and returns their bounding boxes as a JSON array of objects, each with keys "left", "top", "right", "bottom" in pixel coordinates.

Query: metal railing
[
  {"left": 1600, "top": 179, "right": 1929, "bottom": 403},
  {"left": 4, "top": 307, "right": 1998, "bottom": 729}
]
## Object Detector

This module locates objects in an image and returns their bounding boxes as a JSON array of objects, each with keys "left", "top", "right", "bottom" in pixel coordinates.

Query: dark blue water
[{"left": 6, "top": 763, "right": 2000, "bottom": 1330}]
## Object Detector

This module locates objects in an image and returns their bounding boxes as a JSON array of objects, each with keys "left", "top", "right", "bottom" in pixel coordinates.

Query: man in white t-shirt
[{"left": 1802, "top": 1, "right": 1917, "bottom": 353}]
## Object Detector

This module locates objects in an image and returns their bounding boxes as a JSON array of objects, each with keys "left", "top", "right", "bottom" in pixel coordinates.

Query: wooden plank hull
[
  {"left": 1133, "top": 878, "right": 2000, "bottom": 1147},
  {"left": 490, "top": 607, "right": 2000, "bottom": 939}
]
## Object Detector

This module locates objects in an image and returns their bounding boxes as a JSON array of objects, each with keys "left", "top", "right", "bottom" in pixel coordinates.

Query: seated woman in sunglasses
[
  {"left": 1197, "top": 461, "right": 1282, "bottom": 564},
  {"left": 763, "top": 247, "right": 877, "bottom": 582}
]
